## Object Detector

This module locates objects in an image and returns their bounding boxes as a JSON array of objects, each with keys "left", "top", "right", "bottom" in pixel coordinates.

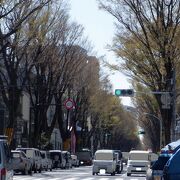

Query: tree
[
  {"left": 98, "top": 0, "right": 180, "bottom": 144},
  {"left": 133, "top": 82, "right": 161, "bottom": 152},
  {"left": 0, "top": 0, "right": 52, "bottom": 147}
]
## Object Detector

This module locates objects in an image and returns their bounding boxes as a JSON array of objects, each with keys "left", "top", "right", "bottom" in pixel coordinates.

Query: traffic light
[
  {"left": 115, "top": 89, "right": 134, "bottom": 97},
  {"left": 138, "top": 130, "right": 145, "bottom": 135}
]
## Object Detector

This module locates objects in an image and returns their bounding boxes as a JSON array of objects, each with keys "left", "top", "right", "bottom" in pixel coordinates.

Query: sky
[{"left": 69, "top": 0, "right": 132, "bottom": 106}]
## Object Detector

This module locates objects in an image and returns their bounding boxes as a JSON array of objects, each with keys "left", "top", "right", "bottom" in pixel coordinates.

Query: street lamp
[{"left": 144, "top": 113, "right": 162, "bottom": 150}]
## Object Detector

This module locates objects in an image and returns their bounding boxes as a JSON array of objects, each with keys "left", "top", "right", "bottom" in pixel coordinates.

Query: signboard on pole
[
  {"left": 64, "top": 98, "right": 75, "bottom": 110},
  {"left": 161, "top": 93, "right": 171, "bottom": 109}
]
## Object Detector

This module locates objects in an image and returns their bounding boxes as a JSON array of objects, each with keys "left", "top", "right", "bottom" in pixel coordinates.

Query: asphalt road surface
[{"left": 13, "top": 166, "right": 147, "bottom": 180}]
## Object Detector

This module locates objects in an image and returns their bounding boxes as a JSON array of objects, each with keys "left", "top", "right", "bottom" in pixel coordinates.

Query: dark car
[
  {"left": 163, "top": 148, "right": 180, "bottom": 180},
  {"left": 76, "top": 149, "right": 92, "bottom": 166},
  {"left": 146, "top": 154, "right": 171, "bottom": 180},
  {"left": 114, "top": 150, "right": 123, "bottom": 174}
]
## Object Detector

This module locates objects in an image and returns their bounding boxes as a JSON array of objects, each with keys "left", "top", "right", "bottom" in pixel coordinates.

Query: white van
[
  {"left": 16, "top": 148, "right": 42, "bottom": 173},
  {"left": 127, "top": 150, "right": 151, "bottom": 176},
  {"left": 40, "top": 150, "right": 52, "bottom": 171},
  {"left": 92, "top": 149, "right": 117, "bottom": 176},
  {"left": 49, "top": 150, "right": 66, "bottom": 169}
]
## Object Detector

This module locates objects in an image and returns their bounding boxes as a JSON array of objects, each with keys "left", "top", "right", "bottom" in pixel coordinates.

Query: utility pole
[{"left": 171, "top": 68, "right": 176, "bottom": 141}]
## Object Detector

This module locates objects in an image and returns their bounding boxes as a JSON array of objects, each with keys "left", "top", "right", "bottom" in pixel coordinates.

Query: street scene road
[
  {"left": 14, "top": 166, "right": 146, "bottom": 180},
  {"left": 1, "top": 1, "right": 180, "bottom": 180}
]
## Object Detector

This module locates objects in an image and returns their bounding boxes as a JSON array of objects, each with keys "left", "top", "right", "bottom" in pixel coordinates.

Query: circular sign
[{"left": 64, "top": 99, "right": 74, "bottom": 110}]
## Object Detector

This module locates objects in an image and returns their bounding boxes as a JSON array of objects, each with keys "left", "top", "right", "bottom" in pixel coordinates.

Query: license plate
[
  {"left": 100, "top": 169, "right": 106, "bottom": 174},
  {"left": 136, "top": 168, "right": 141, "bottom": 171}
]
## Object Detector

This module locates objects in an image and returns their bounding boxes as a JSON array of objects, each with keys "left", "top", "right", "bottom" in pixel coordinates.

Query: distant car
[
  {"left": 76, "top": 149, "right": 92, "bottom": 166},
  {"left": 71, "top": 154, "right": 79, "bottom": 167},
  {"left": 122, "top": 152, "right": 129, "bottom": 165},
  {"left": 0, "top": 136, "right": 13, "bottom": 180},
  {"left": 163, "top": 148, "right": 180, "bottom": 180},
  {"left": 62, "top": 151, "right": 72, "bottom": 169},
  {"left": 11, "top": 150, "right": 32, "bottom": 175},
  {"left": 92, "top": 149, "right": 117, "bottom": 176},
  {"left": 49, "top": 150, "right": 66, "bottom": 169},
  {"left": 114, "top": 150, "right": 123, "bottom": 174},
  {"left": 146, "top": 154, "right": 171, "bottom": 180},
  {"left": 40, "top": 150, "right": 52, "bottom": 171},
  {"left": 16, "top": 148, "right": 42, "bottom": 173}
]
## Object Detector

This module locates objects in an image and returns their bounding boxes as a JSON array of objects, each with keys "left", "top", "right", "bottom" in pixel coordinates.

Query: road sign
[
  {"left": 161, "top": 93, "right": 171, "bottom": 109},
  {"left": 64, "top": 98, "right": 75, "bottom": 110}
]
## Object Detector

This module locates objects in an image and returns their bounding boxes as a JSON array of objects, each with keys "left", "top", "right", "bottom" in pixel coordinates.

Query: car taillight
[
  {"left": 168, "top": 150, "right": 174, "bottom": 154},
  {"left": 0, "top": 168, "right": 6, "bottom": 180}
]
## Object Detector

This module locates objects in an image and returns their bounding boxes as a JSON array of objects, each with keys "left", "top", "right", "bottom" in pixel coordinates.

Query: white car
[
  {"left": 49, "top": 150, "right": 66, "bottom": 169},
  {"left": 40, "top": 150, "right": 52, "bottom": 171},
  {"left": 92, "top": 149, "right": 117, "bottom": 176},
  {"left": 11, "top": 150, "right": 32, "bottom": 175},
  {"left": 71, "top": 154, "right": 79, "bottom": 167},
  {"left": 16, "top": 148, "right": 42, "bottom": 173},
  {"left": 127, "top": 150, "right": 152, "bottom": 176}
]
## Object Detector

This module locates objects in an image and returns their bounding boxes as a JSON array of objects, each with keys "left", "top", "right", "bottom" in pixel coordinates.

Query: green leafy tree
[{"left": 98, "top": 0, "right": 180, "bottom": 144}]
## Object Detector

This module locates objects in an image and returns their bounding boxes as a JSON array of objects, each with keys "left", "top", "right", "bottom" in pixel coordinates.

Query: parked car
[
  {"left": 71, "top": 154, "right": 79, "bottom": 167},
  {"left": 163, "top": 148, "right": 180, "bottom": 180},
  {"left": 114, "top": 150, "right": 123, "bottom": 174},
  {"left": 11, "top": 150, "right": 32, "bottom": 175},
  {"left": 0, "top": 136, "right": 13, "bottom": 180},
  {"left": 16, "top": 148, "right": 42, "bottom": 173},
  {"left": 161, "top": 140, "right": 180, "bottom": 155},
  {"left": 92, "top": 149, "right": 117, "bottom": 176},
  {"left": 127, "top": 150, "right": 153, "bottom": 176},
  {"left": 40, "top": 150, "right": 52, "bottom": 171},
  {"left": 146, "top": 154, "right": 171, "bottom": 180},
  {"left": 62, "top": 151, "right": 72, "bottom": 169},
  {"left": 49, "top": 150, "right": 66, "bottom": 169}
]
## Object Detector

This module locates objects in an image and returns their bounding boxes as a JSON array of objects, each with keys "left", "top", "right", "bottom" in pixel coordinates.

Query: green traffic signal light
[
  {"left": 115, "top": 89, "right": 122, "bottom": 96},
  {"left": 115, "top": 89, "right": 134, "bottom": 97}
]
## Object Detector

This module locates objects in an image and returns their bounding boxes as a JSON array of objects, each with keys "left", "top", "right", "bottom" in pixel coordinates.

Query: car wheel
[
  {"left": 127, "top": 173, "right": 131, "bottom": 176},
  {"left": 38, "top": 167, "right": 42, "bottom": 173},
  {"left": 34, "top": 168, "right": 37, "bottom": 173},
  {"left": 22, "top": 166, "right": 28, "bottom": 175},
  {"left": 111, "top": 172, "right": 115, "bottom": 176},
  {"left": 28, "top": 167, "right": 32, "bottom": 175}
]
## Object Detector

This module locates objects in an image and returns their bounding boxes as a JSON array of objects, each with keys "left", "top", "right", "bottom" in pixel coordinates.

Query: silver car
[
  {"left": 0, "top": 136, "right": 13, "bottom": 180},
  {"left": 92, "top": 149, "right": 117, "bottom": 176},
  {"left": 12, "top": 150, "right": 32, "bottom": 175}
]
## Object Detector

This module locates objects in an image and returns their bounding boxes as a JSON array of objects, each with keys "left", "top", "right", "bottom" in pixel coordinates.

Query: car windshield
[
  {"left": 50, "top": 152, "right": 62, "bottom": 161},
  {"left": 95, "top": 153, "right": 113, "bottom": 160},
  {"left": 12, "top": 152, "right": 20, "bottom": 158},
  {"left": 129, "top": 153, "right": 149, "bottom": 160},
  {"left": 41, "top": 153, "right": 45, "bottom": 159}
]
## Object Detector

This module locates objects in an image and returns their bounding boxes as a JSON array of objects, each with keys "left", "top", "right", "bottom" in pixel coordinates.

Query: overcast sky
[{"left": 69, "top": 0, "right": 132, "bottom": 106}]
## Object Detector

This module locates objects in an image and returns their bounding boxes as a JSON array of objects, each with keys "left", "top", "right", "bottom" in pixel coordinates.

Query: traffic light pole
[{"left": 144, "top": 113, "right": 162, "bottom": 150}]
